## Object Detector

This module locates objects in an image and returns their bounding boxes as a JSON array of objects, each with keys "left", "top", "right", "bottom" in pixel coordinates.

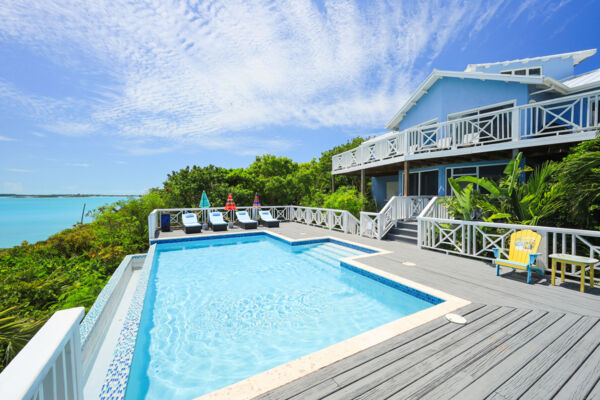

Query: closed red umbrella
[{"left": 225, "top": 193, "right": 237, "bottom": 210}]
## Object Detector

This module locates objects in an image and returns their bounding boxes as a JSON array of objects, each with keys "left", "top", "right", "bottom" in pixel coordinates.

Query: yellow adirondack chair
[{"left": 493, "top": 229, "right": 543, "bottom": 284}]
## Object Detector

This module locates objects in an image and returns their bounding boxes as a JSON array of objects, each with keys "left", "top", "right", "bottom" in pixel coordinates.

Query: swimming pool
[{"left": 123, "top": 234, "right": 442, "bottom": 399}]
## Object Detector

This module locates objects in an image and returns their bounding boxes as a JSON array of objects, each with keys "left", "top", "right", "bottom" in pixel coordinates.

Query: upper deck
[{"left": 332, "top": 89, "right": 600, "bottom": 175}]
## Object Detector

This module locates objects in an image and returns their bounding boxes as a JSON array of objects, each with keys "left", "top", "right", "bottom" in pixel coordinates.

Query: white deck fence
[
  {"left": 359, "top": 196, "right": 432, "bottom": 239},
  {"left": 0, "top": 307, "right": 85, "bottom": 400},
  {"left": 418, "top": 197, "right": 600, "bottom": 280},
  {"left": 148, "top": 198, "right": 432, "bottom": 241},
  {"left": 333, "top": 90, "right": 600, "bottom": 173}
]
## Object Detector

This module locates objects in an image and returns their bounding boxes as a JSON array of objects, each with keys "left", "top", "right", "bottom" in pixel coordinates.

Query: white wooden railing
[
  {"left": 148, "top": 199, "right": 433, "bottom": 241},
  {"left": 417, "top": 197, "right": 600, "bottom": 279},
  {"left": 0, "top": 308, "right": 85, "bottom": 400},
  {"left": 359, "top": 196, "right": 432, "bottom": 240},
  {"left": 333, "top": 90, "right": 600, "bottom": 172},
  {"left": 149, "top": 206, "right": 359, "bottom": 240},
  {"left": 288, "top": 206, "right": 359, "bottom": 234}
]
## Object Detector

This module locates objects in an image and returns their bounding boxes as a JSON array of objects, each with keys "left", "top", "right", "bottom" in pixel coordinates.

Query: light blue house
[{"left": 332, "top": 49, "right": 600, "bottom": 207}]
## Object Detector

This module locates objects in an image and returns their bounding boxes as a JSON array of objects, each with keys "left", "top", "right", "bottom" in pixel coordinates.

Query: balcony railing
[
  {"left": 0, "top": 308, "right": 85, "bottom": 400},
  {"left": 333, "top": 90, "right": 600, "bottom": 173}
]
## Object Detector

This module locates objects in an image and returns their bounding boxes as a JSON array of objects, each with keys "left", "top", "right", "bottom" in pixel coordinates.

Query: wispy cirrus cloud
[
  {"left": 66, "top": 162, "right": 90, "bottom": 167},
  {"left": 5, "top": 168, "right": 32, "bottom": 173},
  {"left": 0, "top": 135, "right": 16, "bottom": 142},
  {"left": 0, "top": 0, "right": 569, "bottom": 152}
]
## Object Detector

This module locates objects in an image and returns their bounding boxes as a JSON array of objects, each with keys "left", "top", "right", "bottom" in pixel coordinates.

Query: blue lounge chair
[
  {"left": 259, "top": 210, "right": 279, "bottom": 227},
  {"left": 208, "top": 212, "right": 228, "bottom": 231},
  {"left": 182, "top": 213, "right": 202, "bottom": 234},
  {"left": 235, "top": 211, "right": 258, "bottom": 229}
]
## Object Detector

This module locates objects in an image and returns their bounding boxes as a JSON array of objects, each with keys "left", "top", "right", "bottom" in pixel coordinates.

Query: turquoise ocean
[{"left": 0, "top": 196, "right": 132, "bottom": 248}]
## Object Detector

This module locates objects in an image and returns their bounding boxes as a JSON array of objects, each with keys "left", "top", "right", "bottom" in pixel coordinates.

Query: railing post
[
  {"left": 343, "top": 212, "right": 348, "bottom": 233},
  {"left": 512, "top": 109, "right": 520, "bottom": 142},
  {"left": 540, "top": 231, "right": 549, "bottom": 272}
]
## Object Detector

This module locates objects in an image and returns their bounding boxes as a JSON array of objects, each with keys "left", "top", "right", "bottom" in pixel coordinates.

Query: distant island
[{"left": 0, "top": 194, "right": 141, "bottom": 198}]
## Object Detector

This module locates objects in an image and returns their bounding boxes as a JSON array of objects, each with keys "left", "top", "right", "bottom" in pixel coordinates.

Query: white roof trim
[
  {"left": 464, "top": 49, "right": 596, "bottom": 72},
  {"left": 384, "top": 70, "right": 545, "bottom": 130}
]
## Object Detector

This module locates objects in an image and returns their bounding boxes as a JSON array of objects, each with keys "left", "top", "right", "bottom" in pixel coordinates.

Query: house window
[
  {"left": 408, "top": 170, "right": 438, "bottom": 196},
  {"left": 499, "top": 66, "right": 543, "bottom": 76},
  {"left": 445, "top": 163, "right": 508, "bottom": 195},
  {"left": 448, "top": 101, "right": 515, "bottom": 121}
]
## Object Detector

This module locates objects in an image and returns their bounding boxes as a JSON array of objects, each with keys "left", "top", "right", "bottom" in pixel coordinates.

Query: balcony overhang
[{"left": 333, "top": 131, "right": 597, "bottom": 176}]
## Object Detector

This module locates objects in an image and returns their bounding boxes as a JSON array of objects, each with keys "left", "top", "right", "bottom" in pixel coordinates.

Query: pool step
[
  {"left": 317, "top": 244, "right": 359, "bottom": 258},
  {"left": 384, "top": 221, "right": 418, "bottom": 245},
  {"left": 304, "top": 248, "right": 341, "bottom": 264},
  {"left": 297, "top": 252, "right": 338, "bottom": 273}
]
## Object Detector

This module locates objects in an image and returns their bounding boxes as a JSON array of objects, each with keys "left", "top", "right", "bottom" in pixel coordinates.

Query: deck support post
[
  {"left": 360, "top": 169, "right": 366, "bottom": 211},
  {"left": 331, "top": 174, "right": 335, "bottom": 193},
  {"left": 403, "top": 161, "right": 409, "bottom": 196}
]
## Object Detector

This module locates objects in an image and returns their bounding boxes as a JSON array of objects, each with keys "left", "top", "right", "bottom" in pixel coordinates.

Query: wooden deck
[
  {"left": 155, "top": 223, "right": 600, "bottom": 399},
  {"left": 257, "top": 304, "right": 600, "bottom": 400}
]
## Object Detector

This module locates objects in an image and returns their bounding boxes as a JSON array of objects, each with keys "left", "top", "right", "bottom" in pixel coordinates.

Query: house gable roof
[
  {"left": 464, "top": 49, "right": 596, "bottom": 72},
  {"left": 384, "top": 70, "right": 544, "bottom": 130},
  {"left": 384, "top": 66, "right": 600, "bottom": 131}
]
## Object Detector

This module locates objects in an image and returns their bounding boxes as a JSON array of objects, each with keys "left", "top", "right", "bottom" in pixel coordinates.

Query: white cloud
[
  {"left": 5, "top": 168, "right": 32, "bottom": 173},
  {"left": 0, "top": 135, "right": 16, "bottom": 142},
  {"left": 3, "top": 181, "right": 24, "bottom": 193},
  {"left": 44, "top": 121, "right": 95, "bottom": 137},
  {"left": 0, "top": 0, "right": 559, "bottom": 150},
  {"left": 66, "top": 162, "right": 90, "bottom": 167}
]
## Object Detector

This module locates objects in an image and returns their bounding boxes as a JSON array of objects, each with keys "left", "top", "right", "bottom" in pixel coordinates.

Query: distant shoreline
[{"left": 0, "top": 194, "right": 140, "bottom": 198}]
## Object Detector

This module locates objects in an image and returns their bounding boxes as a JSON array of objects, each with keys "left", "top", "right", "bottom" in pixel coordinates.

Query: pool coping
[{"left": 100, "top": 230, "right": 469, "bottom": 400}]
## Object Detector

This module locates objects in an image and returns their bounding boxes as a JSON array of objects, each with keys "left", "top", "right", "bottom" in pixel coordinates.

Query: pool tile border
[
  {"left": 98, "top": 245, "right": 156, "bottom": 399},
  {"left": 340, "top": 261, "right": 443, "bottom": 305},
  {"left": 98, "top": 230, "right": 468, "bottom": 400}
]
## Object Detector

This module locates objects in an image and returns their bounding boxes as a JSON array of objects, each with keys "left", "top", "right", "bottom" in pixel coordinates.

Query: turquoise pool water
[
  {"left": 0, "top": 196, "right": 131, "bottom": 248},
  {"left": 126, "top": 235, "right": 439, "bottom": 399}
]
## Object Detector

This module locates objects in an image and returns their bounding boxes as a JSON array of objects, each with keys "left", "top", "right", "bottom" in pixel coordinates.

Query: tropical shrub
[
  {"left": 320, "top": 186, "right": 371, "bottom": 218},
  {"left": 445, "top": 140, "right": 600, "bottom": 229}
]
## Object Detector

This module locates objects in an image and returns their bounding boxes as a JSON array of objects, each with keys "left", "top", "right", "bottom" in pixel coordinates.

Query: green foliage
[
  {"left": 0, "top": 306, "right": 42, "bottom": 366},
  {"left": 549, "top": 138, "right": 600, "bottom": 230},
  {"left": 320, "top": 186, "right": 370, "bottom": 218},
  {"left": 161, "top": 137, "right": 369, "bottom": 209},
  {"left": 0, "top": 191, "right": 162, "bottom": 371},
  {"left": 446, "top": 141, "right": 599, "bottom": 229}
]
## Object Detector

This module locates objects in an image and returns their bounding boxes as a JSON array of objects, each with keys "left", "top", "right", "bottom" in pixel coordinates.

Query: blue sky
[{"left": 1, "top": 0, "right": 599, "bottom": 194}]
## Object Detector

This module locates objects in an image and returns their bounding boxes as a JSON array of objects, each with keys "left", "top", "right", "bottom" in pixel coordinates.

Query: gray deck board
[
  {"left": 323, "top": 307, "right": 518, "bottom": 400},
  {"left": 522, "top": 319, "right": 600, "bottom": 399},
  {"left": 414, "top": 310, "right": 560, "bottom": 400},
  {"left": 352, "top": 309, "right": 531, "bottom": 400},
  {"left": 490, "top": 316, "right": 597, "bottom": 399},
  {"left": 258, "top": 305, "right": 600, "bottom": 400},
  {"left": 255, "top": 304, "right": 486, "bottom": 400},
  {"left": 451, "top": 312, "right": 575, "bottom": 399},
  {"left": 554, "top": 341, "right": 600, "bottom": 399},
  {"left": 587, "top": 377, "right": 600, "bottom": 399}
]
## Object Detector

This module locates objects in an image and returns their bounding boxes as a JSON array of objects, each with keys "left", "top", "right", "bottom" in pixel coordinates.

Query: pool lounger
[
  {"left": 235, "top": 211, "right": 258, "bottom": 229},
  {"left": 208, "top": 211, "right": 228, "bottom": 231},
  {"left": 259, "top": 210, "right": 279, "bottom": 228},
  {"left": 182, "top": 213, "right": 202, "bottom": 234}
]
